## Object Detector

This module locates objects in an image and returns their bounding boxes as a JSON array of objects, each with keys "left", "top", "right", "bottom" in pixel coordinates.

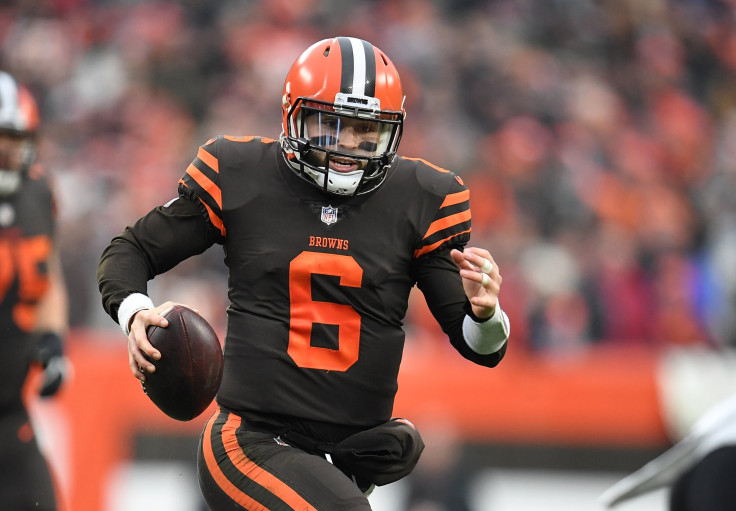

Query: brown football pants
[{"left": 197, "top": 408, "right": 372, "bottom": 510}]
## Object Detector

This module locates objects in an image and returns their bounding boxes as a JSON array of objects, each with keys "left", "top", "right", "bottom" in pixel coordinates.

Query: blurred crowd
[{"left": 2, "top": 0, "right": 736, "bottom": 353}]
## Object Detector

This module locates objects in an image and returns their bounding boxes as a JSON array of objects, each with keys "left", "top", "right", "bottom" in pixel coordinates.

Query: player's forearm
[
  {"left": 439, "top": 299, "right": 507, "bottom": 368},
  {"left": 97, "top": 233, "right": 154, "bottom": 321},
  {"left": 34, "top": 249, "right": 69, "bottom": 334}
]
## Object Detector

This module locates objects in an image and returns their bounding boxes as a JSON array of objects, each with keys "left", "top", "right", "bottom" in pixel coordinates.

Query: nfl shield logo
[{"left": 320, "top": 205, "right": 338, "bottom": 225}]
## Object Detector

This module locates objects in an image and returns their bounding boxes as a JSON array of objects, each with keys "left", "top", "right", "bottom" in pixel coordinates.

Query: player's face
[
  {"left": 0, "top": 132, "right": 27, "bottom": 173},
  {"left": 304, "top": 113, "right": 389, "bottom": 172}
]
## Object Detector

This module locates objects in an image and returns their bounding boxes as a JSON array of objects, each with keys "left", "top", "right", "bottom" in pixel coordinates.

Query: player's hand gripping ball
[{"left": 143, "top": 305, "right": 223, "bottom": 421}]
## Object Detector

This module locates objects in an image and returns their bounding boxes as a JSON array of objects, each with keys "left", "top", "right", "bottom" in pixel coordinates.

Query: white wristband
[
  {"left": 463, "top": 303, "right": 510, "bottom": 355},
  {"left": 117, "top": 293, "right": 155, "bottom": 336}
]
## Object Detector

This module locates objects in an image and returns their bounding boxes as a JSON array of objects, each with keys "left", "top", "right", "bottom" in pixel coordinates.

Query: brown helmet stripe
[{"left": 360, "top": 39, "right": 376, "bottom": 97}]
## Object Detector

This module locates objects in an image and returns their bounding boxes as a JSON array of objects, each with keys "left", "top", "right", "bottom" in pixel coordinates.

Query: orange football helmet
[
  {"left": 0, "top": 71, "right": 39, "bottom": 195},
  {"left": 280, "top": 37, "right": 405, "bottom": 196}
]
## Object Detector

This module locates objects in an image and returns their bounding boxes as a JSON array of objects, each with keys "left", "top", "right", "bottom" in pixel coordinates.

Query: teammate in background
[
  {"left": 0, "top": 71, "right": 69, "bottom": 511},
  {"left": 98, "top": 36, "right": 510, "bottom": 510}
]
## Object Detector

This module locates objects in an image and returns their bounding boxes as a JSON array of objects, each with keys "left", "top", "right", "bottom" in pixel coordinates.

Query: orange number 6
[{"left": 288, "top": 251, "right": 362, "bottom": 371}]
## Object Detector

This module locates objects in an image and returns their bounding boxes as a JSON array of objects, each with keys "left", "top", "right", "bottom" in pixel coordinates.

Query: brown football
[{"left": 143, "top": 305, "right": 223, "bottom": 421}]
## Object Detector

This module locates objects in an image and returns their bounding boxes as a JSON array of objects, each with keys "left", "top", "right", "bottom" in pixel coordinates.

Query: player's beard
[{"left": 304, "top": 148, "right": 367, "bottom": 173}]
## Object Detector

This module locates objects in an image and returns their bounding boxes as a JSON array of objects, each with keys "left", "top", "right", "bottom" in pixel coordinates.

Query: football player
[
  {"left": 98, "top": 36, "right": 510, "bottom": 510},
  {"left": 0, "top": 70, "right": 69, "bottom": 511}
]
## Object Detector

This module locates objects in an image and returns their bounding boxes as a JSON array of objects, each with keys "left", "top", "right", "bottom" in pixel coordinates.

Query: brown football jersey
[{"left": 98, "top": 136, "right": 504, "bottom": 430}]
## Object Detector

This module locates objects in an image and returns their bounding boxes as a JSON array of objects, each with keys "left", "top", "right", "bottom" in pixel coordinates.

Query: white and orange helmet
[
  {"left": 0, "top": 71, "right": 39, "bottom": 195},
  {"left": 280, "top": 37, "right": 405, "bottom": 196}
]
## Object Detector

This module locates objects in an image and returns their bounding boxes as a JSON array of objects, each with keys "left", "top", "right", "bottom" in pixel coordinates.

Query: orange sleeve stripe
[
  {"left": 185, "top": 164, "right": 222, "bottom": 209},
  {"left": 197, "top": 147, "right": 219, "bottom": 173},
  {"left": 414, "top": 228, "right": 471, "bottom": 258},
  {"left": 202, "top": 412, "right": 267, "bottom": 510},
  {"left": 441, "top": 189, "right": 470, "bottom": 208},
  {"left": 223, "top": 135, "right": 276, "bottom": 144},
  {"left": 202, "top": 199, "right": 226, "bottom": 237},
  {"left": 422, "top": 210, "right": 472, "bottom": 239},
  {"left": 402, "top": 156, "right": 450, "bottom": 173},
  {"left": 178, "top": 180, "right": 226, "bottom": 237},
  {"left": 222, "top": 413, "right": 319, "bottom": 511}
]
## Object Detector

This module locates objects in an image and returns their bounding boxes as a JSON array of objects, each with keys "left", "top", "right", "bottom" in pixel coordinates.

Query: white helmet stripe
[
  {"left": 0, "top": 72, "right": 20, "bottom": 129},
  {"left": 349, "top": 38, "right": 367, "bottom": 96}
]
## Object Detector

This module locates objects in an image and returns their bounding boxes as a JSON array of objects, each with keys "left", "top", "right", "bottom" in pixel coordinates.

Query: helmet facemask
[
  {"left": 0, "top": 130, "right": 35, "bottom": 196},
  {"left": 283, "top": 96, "right": 403, "bottom": 196}
]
